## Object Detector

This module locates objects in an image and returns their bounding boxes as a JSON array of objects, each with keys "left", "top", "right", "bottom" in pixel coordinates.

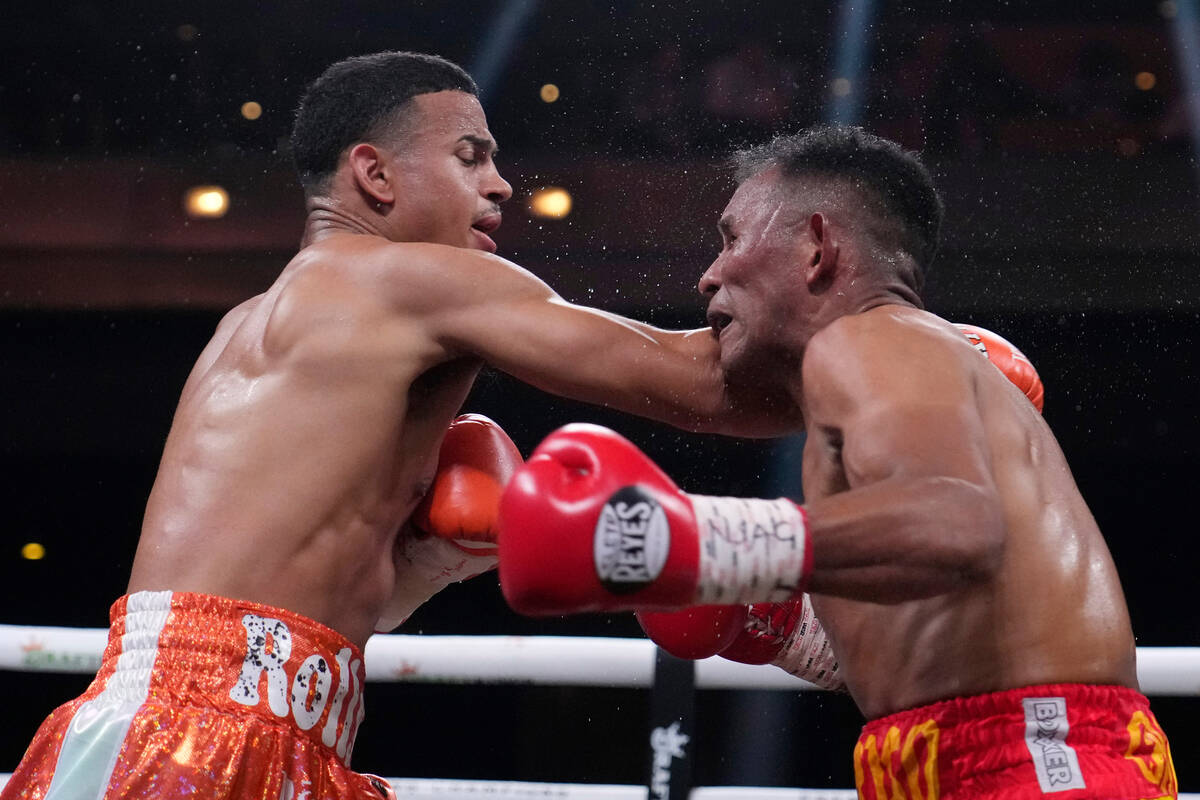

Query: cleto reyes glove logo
[{"left": 594, "top": 486, "right": 670, "bottom": 594}]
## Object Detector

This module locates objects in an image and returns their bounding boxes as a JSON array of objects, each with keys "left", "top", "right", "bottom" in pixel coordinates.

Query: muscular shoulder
[
  {"left": 263, "top": 235, "right": 556, "bottom": 366},
  {"left": 215, "top": 295, "right": 260, "bottom": 337},
  {"left": 280, "top": 237, "right": 428, "bottom": 302},
  {"left": 257, "top": 238, "right": 432, "bottom": 364},
  {"left": 802, "top": 306, "right": 971, "bottom": 417},
  {"left": 285, "top": 236, "right": 548, "bottom": 317}
]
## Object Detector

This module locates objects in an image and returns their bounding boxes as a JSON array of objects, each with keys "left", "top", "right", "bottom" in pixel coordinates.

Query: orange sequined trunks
[
  {"left": 1, "top": 591, "right": 394, "bottom": 799},
  {"left": 854, "top": 683, "right": 1177, "bottom": 800}
]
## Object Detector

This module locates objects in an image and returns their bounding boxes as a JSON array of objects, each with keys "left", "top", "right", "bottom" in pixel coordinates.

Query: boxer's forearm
[{"left": 805, "top": 474, "right": 1004, "bottom": 604}]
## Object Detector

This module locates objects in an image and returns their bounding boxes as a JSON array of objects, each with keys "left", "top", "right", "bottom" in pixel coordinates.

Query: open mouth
[
  {"left": 707, "top": 311, "right": 733, "bottom": 337},
  {"left": 472, "top": 214, "right": 501, "bottom": 235},
  {"left": 470, "top": 214, "right": 501, "bottom": 252}
]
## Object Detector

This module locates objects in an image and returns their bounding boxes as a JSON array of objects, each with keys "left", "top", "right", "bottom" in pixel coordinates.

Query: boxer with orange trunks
[
  {"left": 10, "top": 593, "right": 382, "bottom": 798},
  {"left": 496, "top": 126, "right": 1177, "bottom": 797},
  {"left": 3, "top": 51, "right": 812, "bottom": 799}
]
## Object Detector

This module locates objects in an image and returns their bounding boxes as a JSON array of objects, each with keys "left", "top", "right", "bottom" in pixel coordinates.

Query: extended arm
[
  {"left": 496, "top": 315, "right": 1007, "bottom": 616},
  {"left": 392, "top": 242, "right": 801, "bottom": 436}
]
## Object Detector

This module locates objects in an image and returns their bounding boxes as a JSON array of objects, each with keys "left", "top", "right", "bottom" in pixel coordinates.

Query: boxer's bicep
[
  {"left": 412, "top": 246, "right": 728, "bottom": 427},
  {"left": 841, "top": 391, "right": 994, "bottom": 493},
  {"left": 806, "top": 323, "right": 994, "bottom": 490},
  {"left": 802, "top": 330, "right": 1006, "bottom": 597},
  {"left": 467, "top": 295, "right": 723, "bottom": 425}
]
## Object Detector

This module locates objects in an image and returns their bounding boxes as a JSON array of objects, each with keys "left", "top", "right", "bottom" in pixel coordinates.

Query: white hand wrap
[
  {"left": 690, "top": 495, "right": 810, "bottom": 605},
  {"left": 376, "top": 533, "right": 498, "bottom": 632},
  {"left": 765, "top": 595, "right": 844, "bottom": 691}
]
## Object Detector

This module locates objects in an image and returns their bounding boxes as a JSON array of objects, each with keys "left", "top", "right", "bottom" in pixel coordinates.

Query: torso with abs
[
  {"left": 128, "top": 239, "right": 480, "bottom": 649},
  {"left": 798, "top": 311, "right": 1138, "bottom": 719}
]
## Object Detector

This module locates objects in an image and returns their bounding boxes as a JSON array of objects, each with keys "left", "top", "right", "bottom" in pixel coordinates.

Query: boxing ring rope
[
  {"left": 1, "top": 626, "right": 1196, "bottom": 798},
  {"left": 4, "top": 626, "right": 1199, "bottom": 694}
]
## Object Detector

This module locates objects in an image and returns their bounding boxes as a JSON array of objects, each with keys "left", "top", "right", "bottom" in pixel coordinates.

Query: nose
[
  {"left": 697, "top": 259, "right": 722, "bottom": 298},
  {"left": 484, "top": 163, "right": 513, "bottom": 205}
]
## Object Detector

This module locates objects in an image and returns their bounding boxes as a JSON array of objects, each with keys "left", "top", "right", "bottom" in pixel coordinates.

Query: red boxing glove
[
  {"left": 636, "top": 598, "right": 844, "bottom": 690},
  {"left": 412, "top": 413, "right": 523, "bottom": 557},
  {"left": 717, "top": 598, "right": 844, "bottom": 690},
  {"left": 956, "top": 323, "right": 1045, "bottom": 413},
  {"left": 635, "top": 605, "right": 749, "bottom": 660},
  {"left": 499, "top": 423, "right": 811, "bottom": 616}
]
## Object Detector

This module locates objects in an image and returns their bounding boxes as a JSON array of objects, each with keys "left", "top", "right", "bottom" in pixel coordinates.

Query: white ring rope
[
  {"left": 1, "top": 624, "right": 1198, "bottom": 695},
  {"left": 1, "top": 627, "right": 1195, "bottom": 797}
]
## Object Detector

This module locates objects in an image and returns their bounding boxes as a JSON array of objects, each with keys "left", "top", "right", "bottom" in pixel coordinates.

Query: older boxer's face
[
  {"left": 698, "top": 169, "right": 808, "bottom": 378},
  {"left": 385, "top": 91, "right": 512, "bottom": 252}
]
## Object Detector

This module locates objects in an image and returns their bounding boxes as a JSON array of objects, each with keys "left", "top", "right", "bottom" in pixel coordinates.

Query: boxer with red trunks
[
  {"left": 3, "top": 51, "right": 810, "bottom": 799},
  {"left": 497, "top": 125, "right": 1177, "bottom": 798}
]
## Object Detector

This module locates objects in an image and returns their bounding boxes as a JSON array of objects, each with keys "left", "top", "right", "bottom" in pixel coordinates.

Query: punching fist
[
  {"left": 635, "top": 598, "right": 842, "bottom": 689},
  {"left": 412, "top": 413, "right": 523, "bottom": 556},
  {"left": 376, "top": 414, "right": 522, "bottom": 632},
  {"left": 956, "top": 323, "right": 1045, "bottom": 413},
  {"left": 498, "top": 424, "right": 811, "bottom": 616},
  {"left": 717, "top": 598, "right": 843, "bottom": 690}
]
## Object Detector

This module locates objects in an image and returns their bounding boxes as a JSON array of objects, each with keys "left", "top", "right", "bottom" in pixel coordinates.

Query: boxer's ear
[
  {"left": 804, "top": 212, "right": 839, "bottom": 293},
  {"left": 348, "top": 143, "right": 395, "bottom": 208}
]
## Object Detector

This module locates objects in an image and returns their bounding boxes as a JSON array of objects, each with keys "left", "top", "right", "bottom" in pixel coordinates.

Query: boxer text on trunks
[{"left": 853, "top": 683, "right": 1176, "bottom": 800}]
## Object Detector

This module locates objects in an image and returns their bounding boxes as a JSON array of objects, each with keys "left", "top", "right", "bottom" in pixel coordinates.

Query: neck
[
  {"left": 795, "top": 281, "right": 922, "bottom": 362},
  {"left": 838, "top": 256, "right": 924, "bottom": 316},
  {"left": 301, "top": 197, "right": 386, "bottom": 248},
  {"left": 854, "top": 285, "right": 923, "bottom": 315}
]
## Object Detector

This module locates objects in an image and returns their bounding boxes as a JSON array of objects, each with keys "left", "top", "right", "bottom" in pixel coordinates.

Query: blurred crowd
[
  {"left": 0, "top": 17, "right": 1185, "bottom": 162},
  {"left": 600, "top": 23, "right": 1182, "bottom": 160}
]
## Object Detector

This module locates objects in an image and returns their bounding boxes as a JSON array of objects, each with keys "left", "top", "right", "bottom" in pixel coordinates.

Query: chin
[
  {"left": 721, "top": 346, "right": 776, "bottom": 385},
  {"left": 718, "top": 335, "right": 748, "bottom": 372},
  {"left": 719, "top": 351, "right": 753, "bottom": 382}
]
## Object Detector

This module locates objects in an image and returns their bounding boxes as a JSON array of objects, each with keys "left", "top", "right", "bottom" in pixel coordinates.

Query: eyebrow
[
  {"left": 458, "top": 134, "right": 498, "bottom": 156},
  {"left": 717, "top": 215, "right": 734, "bottom": 236}
]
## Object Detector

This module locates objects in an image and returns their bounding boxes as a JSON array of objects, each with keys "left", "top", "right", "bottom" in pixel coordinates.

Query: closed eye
[
  {"left": 457, "top": 134, "right": 498, "bottom": 168},
  {"left": 718, "top": 216, "right": 737, "bottom": 249}
]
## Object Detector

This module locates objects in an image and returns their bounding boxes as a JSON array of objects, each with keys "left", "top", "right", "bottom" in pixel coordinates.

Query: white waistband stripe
[{"left": 43, "top": 590, "right": 173, "bottom": 800}]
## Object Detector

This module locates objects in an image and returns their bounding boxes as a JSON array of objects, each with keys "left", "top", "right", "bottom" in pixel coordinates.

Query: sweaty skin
[
  {"left": 129, "top": 90, "right": 788, "bottom": 650},
  {"left": 700, "top": 168, "right": 1137, "bottom": 719},
  {"left": 800, "top": 308, "right": 1136, "bottom": 718}
]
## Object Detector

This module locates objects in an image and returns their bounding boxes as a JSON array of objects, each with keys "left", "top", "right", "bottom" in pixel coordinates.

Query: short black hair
[
  {"left": 290, "top": 51, "right": 478, "bottom": 194},
  {"left": 732, "top": 125, "right": 944, "bottom": 281}
]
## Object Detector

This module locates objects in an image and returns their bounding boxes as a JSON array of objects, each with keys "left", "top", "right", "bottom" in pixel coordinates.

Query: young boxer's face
[
  {"left": 385, "top": 91, "right": 512, "bottom": 252},
  {"left": 698, "top": 168, "right": 808, "bottom": 378}
]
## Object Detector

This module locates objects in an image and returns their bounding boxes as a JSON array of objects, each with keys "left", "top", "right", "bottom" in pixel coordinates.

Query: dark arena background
[{"left": 1, "top": 0, "right": 1197, "bottom": 793}]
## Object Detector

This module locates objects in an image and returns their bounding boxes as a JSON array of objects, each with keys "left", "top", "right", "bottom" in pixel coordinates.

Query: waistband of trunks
[
  {"left": 862, "top": 682, "right": 1152, "bottom": 738},
  {"left": 855, "top": 682, "right": 1176, "bottom": 799},
  {"left": 95, "top": 590, "right": 368, "bottom": 766}
]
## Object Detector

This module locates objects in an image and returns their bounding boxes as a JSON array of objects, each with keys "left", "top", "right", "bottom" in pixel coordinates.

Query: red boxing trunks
[
  {"left": 2, "top": 591, "right": 394, "bottom": 799},
  {"left": 854, "top": 683, "right": 1177, "bottom": 800}
]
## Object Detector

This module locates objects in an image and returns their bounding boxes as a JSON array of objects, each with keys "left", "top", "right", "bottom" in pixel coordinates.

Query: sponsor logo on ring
[
  {"left": 650, "top": 721, "right": 689, "bottom": 799},
  {"left": 20, "top": 638, "right": 102, "bottom": 673}
]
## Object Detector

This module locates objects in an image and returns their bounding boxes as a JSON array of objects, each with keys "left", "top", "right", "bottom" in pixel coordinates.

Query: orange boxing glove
[
  {"left": 412, "top": 413, "right": 523, "bottom": 557},
  {"left": 377, "top": 415, "right": 523, "bottom": 632},
  {"left": 956, "top": 323, "right": 1045, "bottom": 413}
]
